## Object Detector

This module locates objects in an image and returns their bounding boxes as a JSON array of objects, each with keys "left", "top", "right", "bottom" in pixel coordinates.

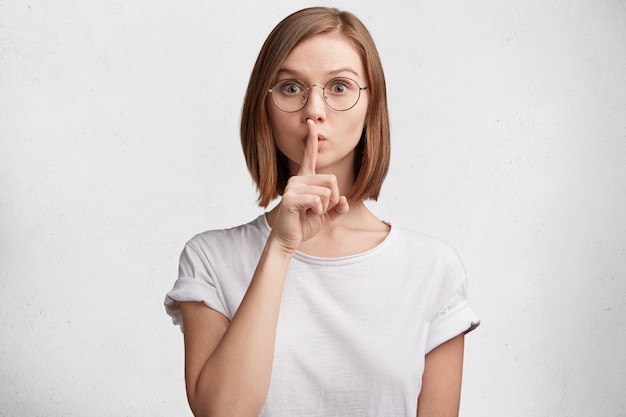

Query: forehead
[{"left": 278, "top": 33, "right": 365, "bottom": 79}]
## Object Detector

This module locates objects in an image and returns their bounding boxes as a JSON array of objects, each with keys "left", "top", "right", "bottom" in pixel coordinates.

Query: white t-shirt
[{"left": 165, "top": 214, "right": 479, "bottom": 417}]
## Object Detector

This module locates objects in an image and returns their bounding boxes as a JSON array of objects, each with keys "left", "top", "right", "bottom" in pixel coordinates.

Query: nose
[{"left": 303, "top": 84, "right": 326, "bottom": 122}]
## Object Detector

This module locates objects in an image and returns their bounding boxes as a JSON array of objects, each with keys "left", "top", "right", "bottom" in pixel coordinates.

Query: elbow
[
  {"left": 186, "top": 372, "right": 268, "bottom": 417},
  {"left": 188, "top": 395, "right": 264, "bottom": 417},
  {"left": 191, "top": 407, "right": 261, "bottom": 417}
]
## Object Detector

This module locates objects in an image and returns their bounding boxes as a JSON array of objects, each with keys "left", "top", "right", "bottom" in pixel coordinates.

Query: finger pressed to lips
[{"left": 298, "top": 119, "right": 319, "bottom": 175}]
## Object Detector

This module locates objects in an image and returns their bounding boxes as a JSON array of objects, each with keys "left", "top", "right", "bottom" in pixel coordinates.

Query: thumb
[{"left": 324, "top": 196, "right": 350, "bottom": 222}]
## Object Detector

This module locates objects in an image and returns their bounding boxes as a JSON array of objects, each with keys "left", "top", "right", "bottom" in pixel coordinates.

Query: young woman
[{"left": 165, "top": 7, "right": 479, "bottom": 417}]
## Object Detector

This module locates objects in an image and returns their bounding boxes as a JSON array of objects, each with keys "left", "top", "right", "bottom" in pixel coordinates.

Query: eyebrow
[{"left": 276, "top": 67, "right": 361, "bottom": 78}]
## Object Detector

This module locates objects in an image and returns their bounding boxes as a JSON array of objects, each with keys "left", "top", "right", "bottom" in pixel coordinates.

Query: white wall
[{"left": 1, "top": 1, "right": 625, "bottom": 415}]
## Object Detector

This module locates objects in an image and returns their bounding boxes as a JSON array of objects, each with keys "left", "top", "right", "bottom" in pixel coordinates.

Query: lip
[
  {"left": 303, "top": 137, "right": 326, "bottom": 150},
  {"left": 303, "top": 134, "right": 326, "bottom": 143}
]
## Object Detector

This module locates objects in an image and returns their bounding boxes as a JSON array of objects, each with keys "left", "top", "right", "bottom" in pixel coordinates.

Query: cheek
[
  {"left": 345, "top": 95, "right": 368, "bottom": 127},
  {"left": 268, "top": 109, "right": 287, "bottom": 145},
  {"left": 267, "top": 110, "right": 299, "bottom": 159},
  {"left": 342, "top": 106, "right": 368, "bottom": 139}
]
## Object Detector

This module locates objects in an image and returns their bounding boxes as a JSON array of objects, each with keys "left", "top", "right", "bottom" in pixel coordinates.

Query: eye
[
  {"left": 278, "top": 80, "right": 305, "bottom": 95},
  {"left": 327, "top": 78, "right": 354, "bottom": 94}
]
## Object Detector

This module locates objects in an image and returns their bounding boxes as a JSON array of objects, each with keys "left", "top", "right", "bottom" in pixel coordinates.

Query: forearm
[
  {"left": 189, "top": 235, "right": 293, "bottom": 417},
  {"left": 416, "top": 334, "right": 464, "bottom": 417}
]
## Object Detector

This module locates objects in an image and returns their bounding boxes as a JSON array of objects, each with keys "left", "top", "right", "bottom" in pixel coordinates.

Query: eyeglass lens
[{"left": 271, "top": 77, "right": 363, "bottom": 112}]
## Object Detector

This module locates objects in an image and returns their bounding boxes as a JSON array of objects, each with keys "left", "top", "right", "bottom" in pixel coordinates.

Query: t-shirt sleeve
[
  {"left": 425, "top": 250, "right": 480, "bottom": 354},
  {"left": 164, "top": 241, "right": 228, "bottom": 332}
]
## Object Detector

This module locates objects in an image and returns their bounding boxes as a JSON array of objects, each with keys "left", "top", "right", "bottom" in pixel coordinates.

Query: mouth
[
  {"left": 303, "top": 136, "right": 326, "bottom": 151},
  {"left": 303, "top": 134, "right": 326, "bottom": 143}
]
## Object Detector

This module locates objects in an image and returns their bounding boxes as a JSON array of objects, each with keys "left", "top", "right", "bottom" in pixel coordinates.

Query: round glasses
[{"left": 269, "top": 77, "right": 368, "bottom": 112}]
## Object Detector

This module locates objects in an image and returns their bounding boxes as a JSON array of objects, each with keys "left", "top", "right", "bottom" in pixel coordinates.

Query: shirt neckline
[{"left": 258, "top": 213, "right": 396, "bottom": 265}]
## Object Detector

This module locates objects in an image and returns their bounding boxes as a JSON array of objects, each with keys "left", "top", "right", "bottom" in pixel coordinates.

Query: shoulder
[
  {"left": 391, "top": 226, "right": 473, "bottom": 315},
  {"left": 391, "top": 225, "right": 460, "bottom": 264},
  {"left": 184, "top": 214, "right": 269, "bottom": 256}
]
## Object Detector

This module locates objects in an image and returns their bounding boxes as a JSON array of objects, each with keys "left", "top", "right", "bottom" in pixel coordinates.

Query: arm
[
  {"left": 181, "top": 237, "right": 293, "bottom": 417},
  {"left": 180, "top": 120, "right": 349, "bottom": 417},
  {"left": 416, "top": 333, "right": 465, "bottom": 417}
]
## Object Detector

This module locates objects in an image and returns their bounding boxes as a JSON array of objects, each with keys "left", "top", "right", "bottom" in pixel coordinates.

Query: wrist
[{"left": 266, "top": 231, "right": 298, "bottom": 259}]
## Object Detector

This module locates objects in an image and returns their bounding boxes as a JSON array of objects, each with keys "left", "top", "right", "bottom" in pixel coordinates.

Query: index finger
[{"left": 298, "top": 118, "right": 318, "bottom": 175}]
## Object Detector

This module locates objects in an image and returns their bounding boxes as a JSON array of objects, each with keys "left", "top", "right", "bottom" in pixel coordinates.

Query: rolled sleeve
[
  {"left": 425, "top": 280, "right": 480, "bottom": 353},
  {"left": 164, "top": 242, "right": 228, "bottom": 332}
]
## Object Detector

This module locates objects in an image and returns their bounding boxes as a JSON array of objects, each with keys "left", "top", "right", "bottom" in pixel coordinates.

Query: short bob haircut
[{"left": 241, "top": 7, "right": 390, "bottom": 207}]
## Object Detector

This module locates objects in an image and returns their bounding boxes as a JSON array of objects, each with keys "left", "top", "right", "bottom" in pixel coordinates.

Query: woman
[{"left": 165, "top": 7, "right": 479, "bottom": 417}]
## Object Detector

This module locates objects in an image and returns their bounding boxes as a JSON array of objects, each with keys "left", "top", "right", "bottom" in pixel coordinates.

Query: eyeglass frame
[{"left": 268, "top": 77, "right": 369, "bottom": 113}]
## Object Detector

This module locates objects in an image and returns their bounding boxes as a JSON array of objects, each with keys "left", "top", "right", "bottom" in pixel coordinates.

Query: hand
[{"left": 270, "top": 119, "right": 349, "bottom": 253}]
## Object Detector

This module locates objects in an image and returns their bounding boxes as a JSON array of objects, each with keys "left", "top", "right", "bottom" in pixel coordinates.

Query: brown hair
[{"left": 240, "top": 7, "right": 390, "bottom": 207}]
